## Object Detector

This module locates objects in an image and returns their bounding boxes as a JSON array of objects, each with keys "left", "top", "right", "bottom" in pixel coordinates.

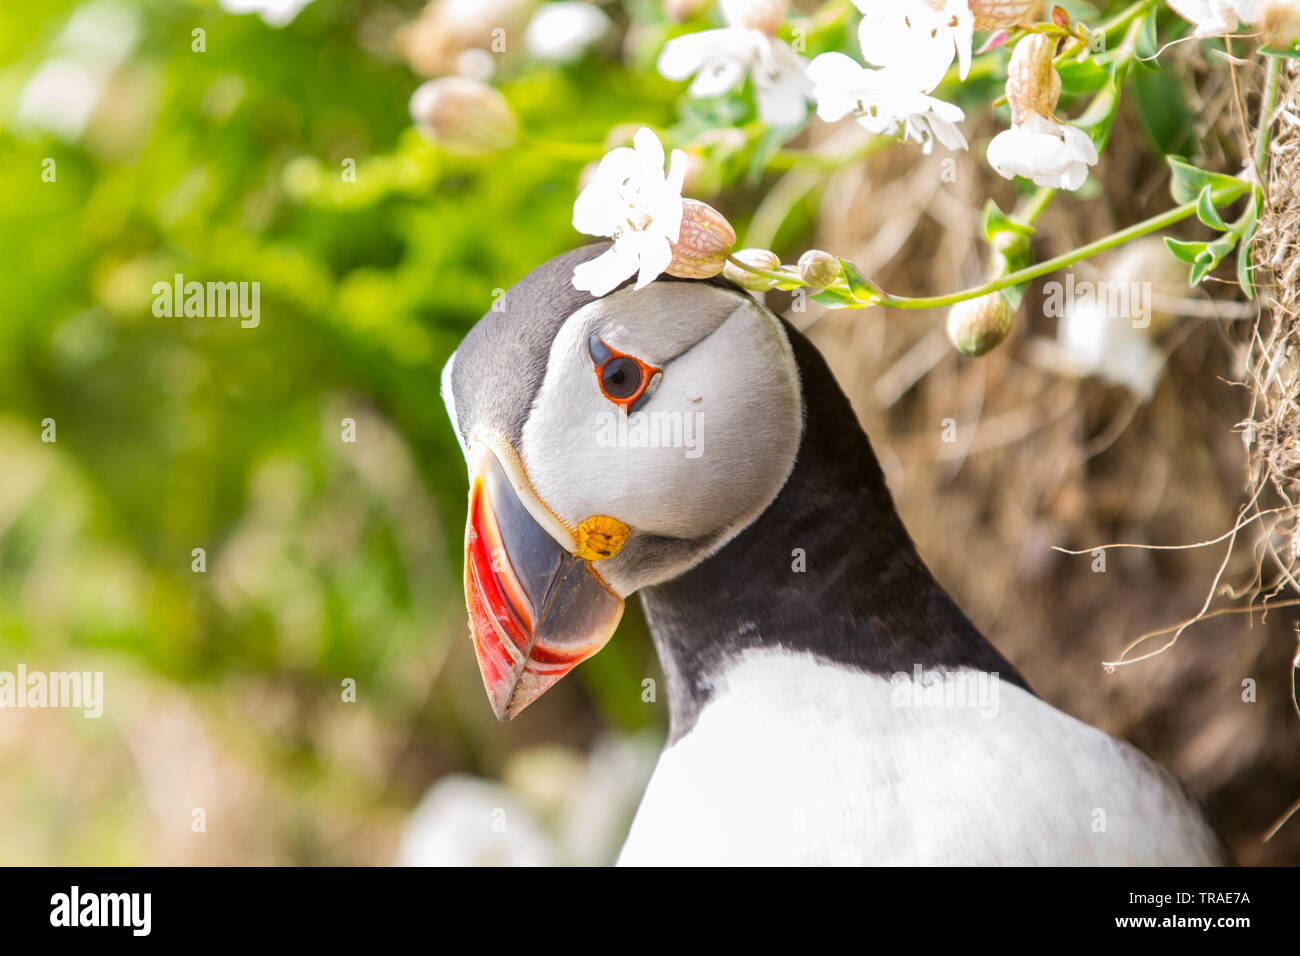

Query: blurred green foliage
[{"left": 0, "top": 0, "right": 687, "bottom": 861}]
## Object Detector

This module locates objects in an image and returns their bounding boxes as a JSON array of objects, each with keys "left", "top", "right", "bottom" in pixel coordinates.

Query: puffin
[{"left": 441, "top": 244, "right": 1228, "bottom": 866}]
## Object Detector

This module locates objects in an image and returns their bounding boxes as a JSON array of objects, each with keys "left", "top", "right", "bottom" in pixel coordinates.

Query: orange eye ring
[{"left": 589, "top": 334, "right": 661, "bottom": 412}]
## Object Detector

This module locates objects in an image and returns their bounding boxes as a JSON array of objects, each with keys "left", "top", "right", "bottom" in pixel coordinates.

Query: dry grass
[{"left": 779, "top": 43, "right": 1300, "bottom": 864}]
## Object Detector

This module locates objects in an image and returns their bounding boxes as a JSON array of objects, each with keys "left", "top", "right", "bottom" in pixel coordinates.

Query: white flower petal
[
  {"left": 1233, "top": 0, "right": 1262, "bottom": 23},
  {"left": 807, "top": 52, "right": 874, "bottom": 121},
  {"left": 657, "top": 30, "right": 726, "bottom": 81},
  {"left": 573, "top": 244, "right": 639, "bottom": 297},
  {"left": 1060, "top": 122, "right": 1100, "bottom": 165},
  {"left": 632, "top": 127, "right": 665, "bottom": 175},
  {"left": 687, "top": 56, "right": 748, "bottom": 97},
  {"left": 593, "top": 144, "right": 642, "bottom": 185},
  {"left": 755, "top": 75, "right": 809, "bottom": 126},
  {"left": 952, "top": 5, "right": 974, "bottom": 80},
  {"left": 658, "top": 27, "right": 757, "bottom": 98},
  {"left": 1055, "top": 160, "right": 1089, "bottom": 191},
  {"left": 806, "top": 50, "right": 867, "bottom": 88},
  {"left": 572, "top": 180, "right": 622, "bottom": 236},
  {"left": 857, "top": 3, "right": 964, "bottom": 92},
  {"left": 985, "top": 128, "right": 1021, "bottom": 181},
  {"left": 658, "top": 28, "right": 807, "bottom": 121},
  {"left": 628, "top": 232, "right": 674, "bottom": 290},
  {"left": 929, "top": 114, "right": 969, "bottom": 151},
  {"left": 986, "top": 116, "right": 1098, "bottom": 190},
  {"left": 1168, "top": 0, "right": 1241, "bottom": 34}
]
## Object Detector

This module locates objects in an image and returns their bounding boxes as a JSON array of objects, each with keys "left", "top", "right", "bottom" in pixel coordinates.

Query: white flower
[
  {"left": 397, "top": 733, "right": 659, "bottom": 867},
  {"left": 986, "top": 112, "right": 1098, "bottom": 189},
  {"left": 571, "top": 128, "right": 687, "bottom": 296},
  {"left": 1167, "top": 0, "right": 1261, "bottom": 35},
  {"left": 657, "top": 27, "right": 811, "bottom": 127},
  {"left": 219, "top": 0, "right": 316, "bottom": 28},
  {"left": 720, "top": 0, "right": 789, "bottom": 34},
  {"left": 397, "top": 775, "right": 558, "bottom": 866},
  {"left": 804, "top": 5, "right": 971, "bottom": 153},
  {"left": 1058, "top": 301, "right": 1164, "bottom": 398},
  {"left": 855, "top": 0, "right": 974, "bottom": 90},
  {"left": 807, "top": 52, "right": 968, "bottom": 153},
  {"left": 524, "top": 2, "right": 610, "bottom": 63}
]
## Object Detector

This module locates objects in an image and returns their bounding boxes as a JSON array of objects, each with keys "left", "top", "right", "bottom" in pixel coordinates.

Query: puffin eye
[
  {"left": 588, "top": 334, "right": 661, "bottom": 411},
  {"left": 601, "top": 357, "right": 642, "bottom": 399}
]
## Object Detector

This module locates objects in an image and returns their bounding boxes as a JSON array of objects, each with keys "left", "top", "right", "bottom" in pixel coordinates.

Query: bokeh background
[{"left": 1, "top": 0, "right": 1297, "bottom": 865}]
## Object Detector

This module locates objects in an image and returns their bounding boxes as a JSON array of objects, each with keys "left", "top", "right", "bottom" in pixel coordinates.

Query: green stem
[
  {"left": 942, "top": 0, "right": 1156, "bottom": 91},
  {"left": 1018, "top": 187, "right": 1057, "bottom": 227},
  {"left": 1095, "top": 0, "right": 1158, "bottom": 37},
  {"left": 878, "top": 180, "right": 1251, "bottom": 309},
  {"left": 724, "top": 254, "right": 797, "bottom": 286},
  {"left": 1256, "top": 54, "right": 1283, "bottom": 176}
]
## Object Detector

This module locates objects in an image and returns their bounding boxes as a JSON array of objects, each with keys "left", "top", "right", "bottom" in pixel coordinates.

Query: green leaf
[
  {"left": 1206, "top": 232, "right": 1239, "bottom": 262},
  {"left": 838, "top": 259, "right": 880, "bottom": 302},
  {"left": 1073, "top": 61, "right": 1125, "bottom": 151},
  {"left": 1236, "top": 205, "right": 1259, "bottom": 299},
  {"left": 1238, "top": 241, "right": 1256, "bottom": 300},
  {"left": 1233, "top": 188, "right": 1261, "bottom": 240},
  {"left": 1056, "top": 58, "right": 1111, "bottom": 96},
  {"left": 1164, "top": 237, "right": 1207, "bottom": 264},
  {"left": 1135, "top": 7, "right": 1160, "bottom": 67},
  {"left": 1002, "top": 282, "right": 1027, "bottom": 310},
  {"left": 810, "top": 286, "right": 865, "bottom": 309},
  {"left": 979, "top": 199, "right": 1034, "bottom": 244},
  {"left": 1133, "top": 68, "right": 1194, "bottom": 154},
  {"left": 1195, "top": 185, "right": 1228, "bottom": 230},
  {"left": 1166, "top": 156, "right": 1246, "bottom": 204},
  {"left": 1184, "top": 233, "right": 1239, "bottom": 286},
  {"left": 1260, "top": 43, "right": 1300, "bottom": 59}
]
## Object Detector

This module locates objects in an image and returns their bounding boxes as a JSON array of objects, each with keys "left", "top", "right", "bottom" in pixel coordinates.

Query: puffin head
[{"left": 442, "top": 244, "right": 804, "bottom": 719}]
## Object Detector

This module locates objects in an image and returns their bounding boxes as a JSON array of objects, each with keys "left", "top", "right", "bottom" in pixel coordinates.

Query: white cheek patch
[{"left": 518, "top": 286, "right": 802, "bottom": 570}]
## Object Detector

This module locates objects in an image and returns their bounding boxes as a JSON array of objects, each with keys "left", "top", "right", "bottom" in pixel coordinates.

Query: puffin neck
[{"left": 638, "top": 321, "right": 1028, "bottom": 742}]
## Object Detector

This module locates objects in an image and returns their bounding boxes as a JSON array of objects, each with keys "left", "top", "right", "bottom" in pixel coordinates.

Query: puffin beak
[{"left": 462, "top": 442, "right": 625, "bottom": 719}]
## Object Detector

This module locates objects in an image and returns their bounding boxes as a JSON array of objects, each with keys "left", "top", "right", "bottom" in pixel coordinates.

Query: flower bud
[
  {"left": 719, "top": 0, "right": 787, "bottom": 35},
  {"left": 797, "top": 249, "right": 840, "bottom": 290},
  {"left": 667, "top": 199, "right": 737, "bottom": 279},
  {"left": 724, "top": 248, "right": 782, "bottom": 291},
  {"left": 409, "top": 77, "right": 519, "bottom": 156},
  {"left": 947, "top": 293, "right": 1013, "bottom": 356},
  {"left": 1005, "top": 34, "right": 1061, "bottom": 127},
  {"left": 1261, "top": 0, "right": 1300, "bottom": 46},
  {"left": 970, "top": 0, "right": 1034, "bottom": 30},
  {"left": 396, "top": 0, "right": 533, "bottom": 78},
  {"left": 665, "top": 0, "right": 711, "bottom": 21}
]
